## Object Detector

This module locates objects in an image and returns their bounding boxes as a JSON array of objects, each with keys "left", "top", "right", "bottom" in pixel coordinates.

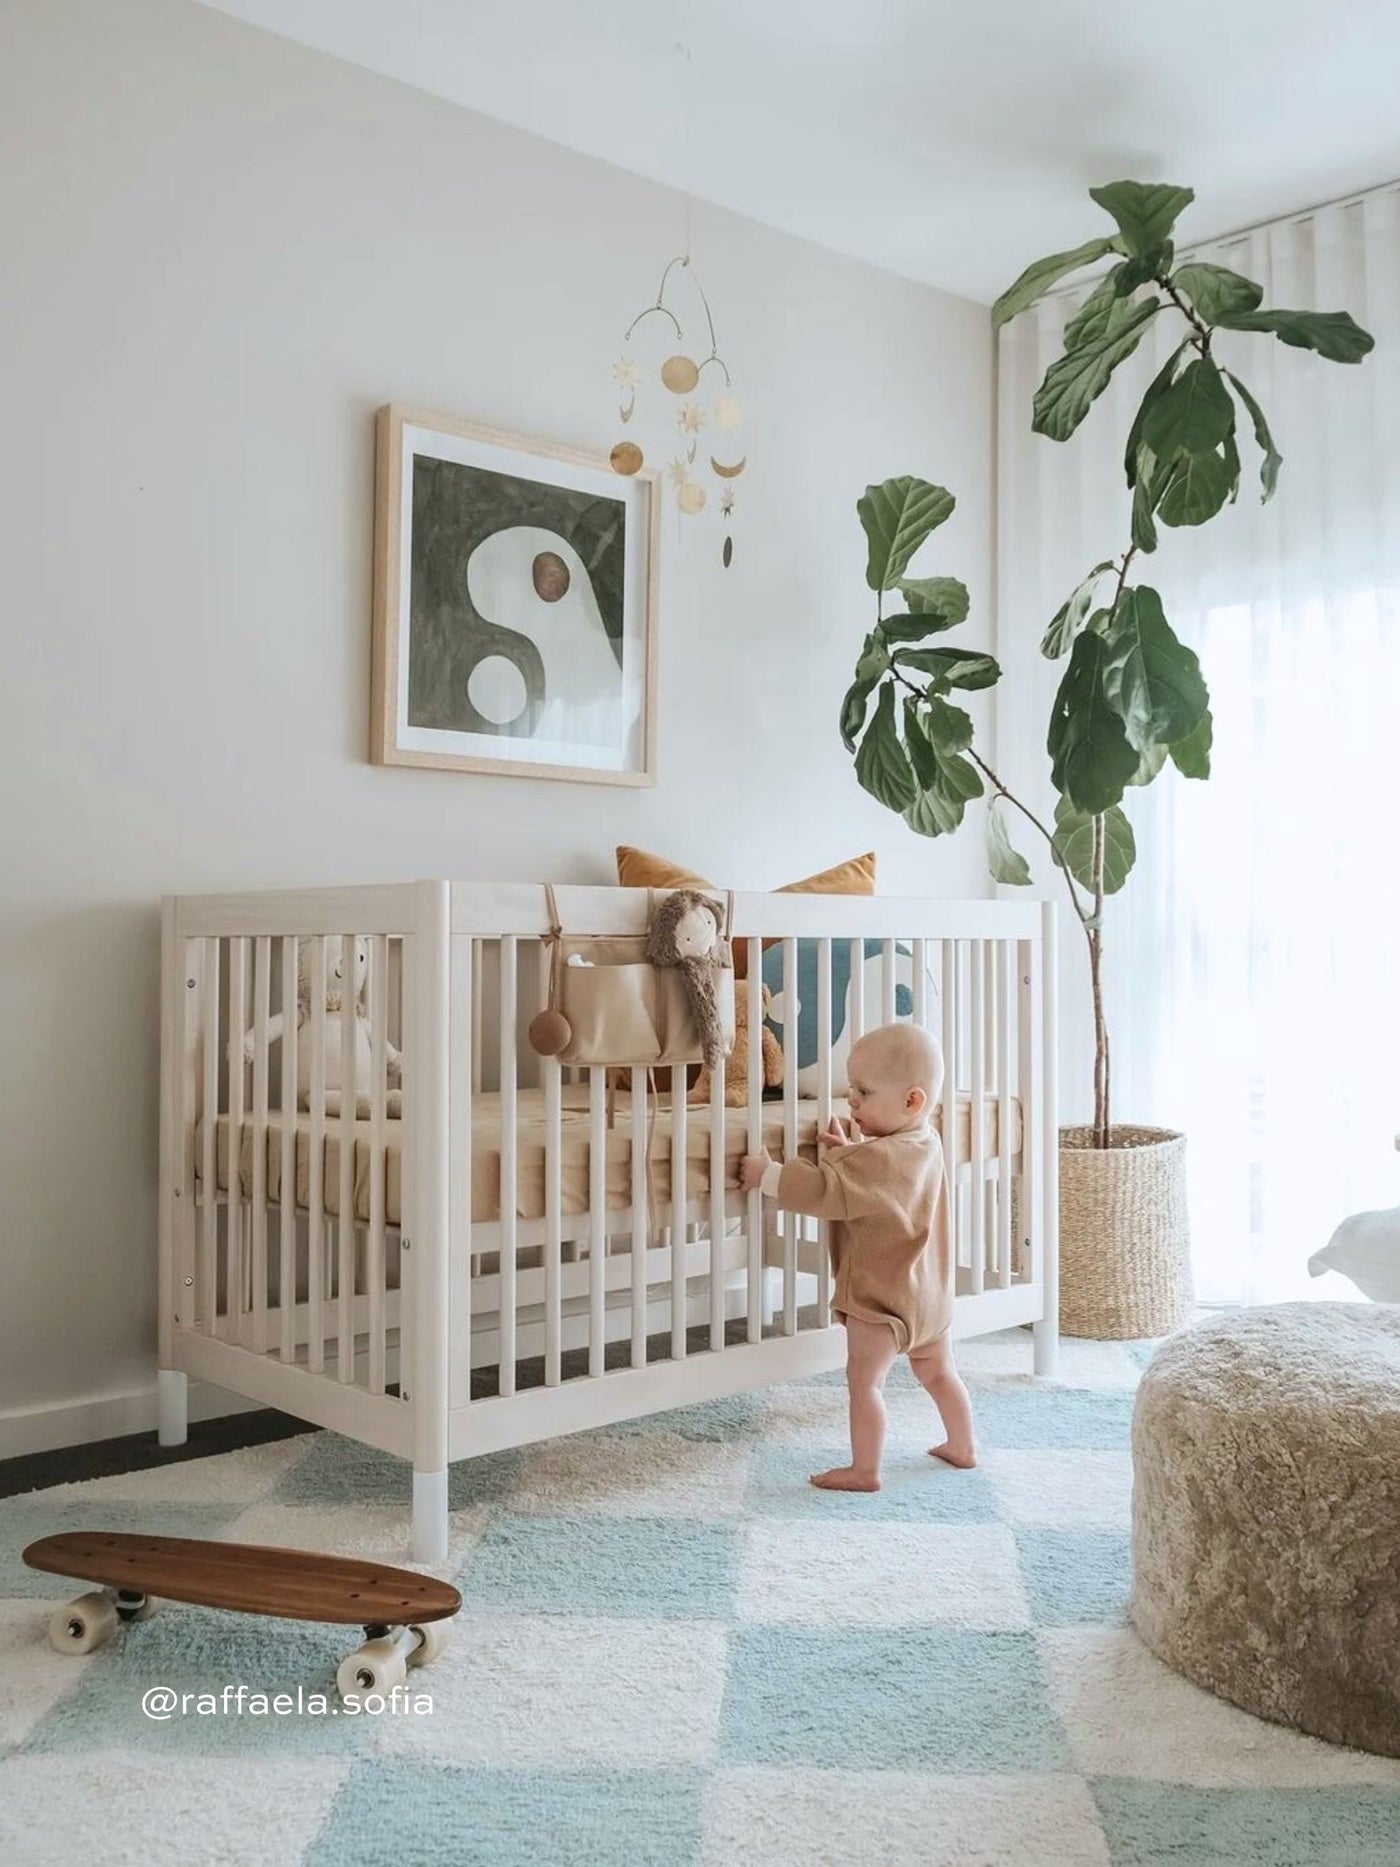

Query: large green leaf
[
  {"left": 1042, "top": 561, "right": 1115, "bottom": 659},
  {"left": 1124, "top": 343, "right": 1188, "bottom": 487},
  {"left": 1214, "top": 306, "right": 1374, "bottom": 362},
  {"left": 1224, "top": 370, "right": 1282, "bottom": 500},
  {"left": 893, "top": 647, "right": 1001, "bottom": 690},
  {"left": 902, "top": 697, "right": 938, "bottom": 787},
  {"left": 1170, "top": 710, "right": 1213, "bottom": 779},
  {"left": 840, "top": 677, "right": 874, "bottom": 752},
  {"left": 854, "top": 681, "right": 915, "bottom": 810},
  {"left": 1170, "top": 261, "right": 1262, "bottom": 324},
  {"left": 990, "top": 235, "right": 1121, "bottom": 331},
  {"left": 1141, "top": 356, "right": 1235, "bottom": 457},
  {"left": 1157, "top": 447, "right": 1232, "bottom": 527},
  {"left": 1102, "top": 587, "right": 1209, "bottom": 750},
  {"left": 923, "top": 694, "right": 975, "bottom": 752},
  {"left": 899, "top": 576, "right": 970, "bottom": 624},
  {"left": 904, "top": 763, "right": 984, "bottom": 837},
  {"left": 1052, "top": 799, "right": 1137, "bottom": 895},
  {"left": 878, "top": 612, "right": 941, "bottom": 644},
  {"left": 902, "top": 699, "right": 983, "bottom": 835},
  {"left": 987, "top": 804, "right": 1033, "bottom": 885},
  {"left": 1063, "top": 271, "right": 1135, "bottom": 350},
  {"left": 1127, "top": 740, "right": 1169, "bottom": 786},
  {"left": 839, "top": 633, "right": 889, "bottom": 751},
  {"left": 1130, "top": 448, "right": 1172, "bottom": 553},
  {"left": 1089, "top": 182, "right": 1195, "bottom": 258},
  {"left": 1047, "top": 630, "right": 1140, "bottom": 815},
  {"left": 1032, "top": 298, "right": 1161, "bottom": 442},
  {"left": 857, "top": 478, "right": 955, "bottom": 591}
]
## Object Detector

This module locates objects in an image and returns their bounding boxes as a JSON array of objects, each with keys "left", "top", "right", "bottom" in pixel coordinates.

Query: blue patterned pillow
[{"left": 759, "top": 940, "right": 938, "bottom": 1095}]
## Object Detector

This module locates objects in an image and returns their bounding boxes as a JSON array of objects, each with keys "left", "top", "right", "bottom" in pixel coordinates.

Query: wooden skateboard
[{"left": 23, "top": 1531, "right": 461, "bottom": 1698}]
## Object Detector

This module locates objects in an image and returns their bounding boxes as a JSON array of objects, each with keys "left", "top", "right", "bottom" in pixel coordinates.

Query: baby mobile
[{"left": 608, "top": 253, "right": 746, "bottom": 568}]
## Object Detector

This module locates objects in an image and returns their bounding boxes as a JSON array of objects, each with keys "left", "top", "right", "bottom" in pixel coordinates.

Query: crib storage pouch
[{"left": 529, "top": 885, "right": 736, "bottom": 1067}]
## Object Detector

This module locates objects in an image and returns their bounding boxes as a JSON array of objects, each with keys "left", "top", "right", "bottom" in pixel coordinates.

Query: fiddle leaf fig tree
[{"left": 842, "top": 181, "right": 1374, "bottom": 1147}]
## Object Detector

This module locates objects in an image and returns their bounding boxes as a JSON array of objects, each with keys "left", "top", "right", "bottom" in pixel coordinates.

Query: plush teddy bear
[
  {"left": 238, "top": 937, "right": 403, "bottom": 1118},
  {"left": 690, "top": 982, "right": 783, "bottom": 1107}
]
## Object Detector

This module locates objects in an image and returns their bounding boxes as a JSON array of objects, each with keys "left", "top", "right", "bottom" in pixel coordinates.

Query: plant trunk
[{"left": 1090, "top": 813, "right": 1110, "bottom": 1146}]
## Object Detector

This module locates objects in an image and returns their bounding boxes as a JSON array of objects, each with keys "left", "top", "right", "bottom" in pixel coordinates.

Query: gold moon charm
[
  {"left": 661, "top": 354, "right": 700, "bottom": 394},
  {"left": 710, "top": 456, "right": 747, "bottom": 478},
  {"left": 609, "top": 441, "right": 644, "bottom": 476},
  {"left": 676, "top": 481, "right": 707, "bottom": 514},
  {"left": 722, "top": 535, "right": 733, "bottom": 568}
]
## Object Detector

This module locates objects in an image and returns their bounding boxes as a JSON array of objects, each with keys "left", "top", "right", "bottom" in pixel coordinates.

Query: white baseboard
[{"left": 0, "top": 1380, "right": 267, "bottom": 1463}]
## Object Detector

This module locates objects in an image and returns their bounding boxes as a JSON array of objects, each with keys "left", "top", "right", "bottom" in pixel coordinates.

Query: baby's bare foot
[
  {"left": 928, "top": 1442, "right": 977, "bottom": 1469},
  {"left": 810, "top": 1465, "right": 881, "bottom": 1492}
]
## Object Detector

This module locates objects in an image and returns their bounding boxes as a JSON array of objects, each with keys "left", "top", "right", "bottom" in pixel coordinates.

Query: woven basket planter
[{"left": 1058, "top": 1125, "right": 1193, "bottom": 1339}]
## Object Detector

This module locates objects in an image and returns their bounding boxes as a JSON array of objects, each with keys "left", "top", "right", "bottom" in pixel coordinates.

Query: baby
[{"left": 739, "top": 1021, "right": 976, "bottom": 1491}]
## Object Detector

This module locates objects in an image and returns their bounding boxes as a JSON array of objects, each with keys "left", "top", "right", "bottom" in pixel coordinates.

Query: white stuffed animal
[
  {"left": 1308, "top": 1206, "right": 1400, "bottom": 1304},
  {"left": 238, "top": 938, "right": 402, "bottom": 1117}
]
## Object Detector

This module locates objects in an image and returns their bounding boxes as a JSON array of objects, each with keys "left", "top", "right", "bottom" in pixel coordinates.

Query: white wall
[{"left": 0, "top": 0, "right": 993, "bottom": 1445}]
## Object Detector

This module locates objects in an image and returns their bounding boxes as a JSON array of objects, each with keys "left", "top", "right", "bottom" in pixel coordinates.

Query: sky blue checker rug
[{"left": 2, "top": 1330, "right": 1397, "bottom": 1866}]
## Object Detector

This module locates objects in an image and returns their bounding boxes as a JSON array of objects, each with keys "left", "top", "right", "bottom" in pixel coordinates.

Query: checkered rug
[{"left": 2, "top": 1331, "right": 1398, "bottom": 1866}]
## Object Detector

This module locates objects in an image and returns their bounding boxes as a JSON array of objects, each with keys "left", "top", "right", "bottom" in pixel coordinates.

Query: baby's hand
[
  {"left": 739, "top": 1151, "right": 771, "bottom": 1194},
  {"left": 819, "top": 1117, "right": 853, "bottom": 1148}
]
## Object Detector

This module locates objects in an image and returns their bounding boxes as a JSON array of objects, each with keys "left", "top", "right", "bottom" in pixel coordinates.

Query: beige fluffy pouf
[{"left": 1130, "top": 1302, "right": 1400, "bottom": 1757}]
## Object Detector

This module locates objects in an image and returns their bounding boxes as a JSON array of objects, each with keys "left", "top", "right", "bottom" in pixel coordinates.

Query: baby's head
[{"left": 844, "top": 1022, "right": 944, "bottom": 1137}]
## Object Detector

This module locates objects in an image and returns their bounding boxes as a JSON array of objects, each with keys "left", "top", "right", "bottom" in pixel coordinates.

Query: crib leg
[
  {"left": 157, "top": 1369, "right": 188, "bottom": 1447},
  {"left": 1033, "top": 1314, "right": 1059, "bottom": 1378},
  {"left": 412, "top": 1468, "right": 449, "bottom": 1567}
]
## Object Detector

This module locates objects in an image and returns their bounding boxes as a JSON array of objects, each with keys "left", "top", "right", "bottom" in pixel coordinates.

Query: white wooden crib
[{"left": 157, "top": 881, "right": 1059, "bottom": 1563}]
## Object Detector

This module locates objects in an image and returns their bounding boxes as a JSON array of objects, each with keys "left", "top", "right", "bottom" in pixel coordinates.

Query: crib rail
[{"left": 159, "top": 879, "right": 1057, "bottom": 1562}]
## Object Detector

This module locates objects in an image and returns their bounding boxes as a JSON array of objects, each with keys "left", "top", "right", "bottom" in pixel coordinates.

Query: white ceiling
[{"left": 198, "top": 0, "right": 1400, "bottom": 302}]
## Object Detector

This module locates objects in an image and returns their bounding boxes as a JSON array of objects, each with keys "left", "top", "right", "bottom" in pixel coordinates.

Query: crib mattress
[{"left": 196, "top": 1088, "right": 1022, "bottom": 1228}]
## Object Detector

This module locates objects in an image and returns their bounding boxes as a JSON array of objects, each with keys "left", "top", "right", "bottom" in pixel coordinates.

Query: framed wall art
[{"left": 371, "top": 405, "right": 659, "bottom": 784}]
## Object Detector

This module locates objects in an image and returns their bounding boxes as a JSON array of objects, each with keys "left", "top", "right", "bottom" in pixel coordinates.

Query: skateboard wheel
[
  {"left": 408, "top": 1621, "right": 448, "bottom": 1668},
  {"left": 337, "top": 1637, "right": 408, "bottom": 1699},
  {"left": 49, "top": 1592, "right": 118, "bottom": 1654}
]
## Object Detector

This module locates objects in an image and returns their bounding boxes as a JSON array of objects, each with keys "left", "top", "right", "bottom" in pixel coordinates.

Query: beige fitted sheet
[{"left": 196, "top": 1088, "right": 1022, "bottom": 1228}]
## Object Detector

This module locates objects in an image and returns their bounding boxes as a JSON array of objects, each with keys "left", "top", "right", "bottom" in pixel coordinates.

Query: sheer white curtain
[{"left": 996, "top": 185, "right": 1400, "bottom": 1304}]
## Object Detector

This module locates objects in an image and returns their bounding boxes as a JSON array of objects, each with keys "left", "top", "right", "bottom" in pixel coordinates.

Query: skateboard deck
[{"left": 23, "top": 1532, "right": 461, "bottom": 1625}]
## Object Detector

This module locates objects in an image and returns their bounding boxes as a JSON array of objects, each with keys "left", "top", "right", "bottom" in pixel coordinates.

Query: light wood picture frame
[{"left": 371, "top": 405, "right": 659, "bottom": 784}]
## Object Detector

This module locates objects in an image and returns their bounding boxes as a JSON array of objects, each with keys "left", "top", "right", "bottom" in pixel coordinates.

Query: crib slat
[
  {"left": 544, "top": 1056, "right": 563, "bottom": 1385},
  {"left": 781, "top": 937, "right": 798, "bottom": 1336},
  {"left": 200, "top": 939, "right": 219, "bottom": 1337},
  {"left": 250, "top": 936, "right": 270, "bottom": 1352},
  {"left": 471, "top": 939, "right": 484, "bottom": 1096},
  {"left": 368, "top": 936, "right": 389, "bottom": 1393},
  {"left": 708, "top": 1047, "right": 725, "bottom": 1350},
  {"left": 631, "top": 1066, "right": 648, "bottom": 1368},
  {"left": 277, "top": 939, "right": 296, "bottom": 1360},
  {"left": 337, "top": 936, "right": 357, "bottom": 1382},
  {"left": 226, "top": 936, "right": 247, "bottom": 1344},
  {"left": 498, "top": 936, "right": 518, "bottom": 1396},
  {"left": 670, "top": 1060, "right": 689, "bottom": 1362},
  {"left": 940, "top": 940, "right": 960, "bottom": 1279},
  {"left": 816, "top": 937, "right": 832, "bottom": 1329},
  {"left": 969, "top": 941, "right": 986, "bottom": 1295},
  {"left": 745, "top": 937, "right": 763, "bottom": 1343},
  {"left": 912, "top": 937, "right": 928, "bottom": 1027},
  {"left": 998, "top": 939, "right": 1014, "bottom": 1290},
  {"left": 881, "top": 936, "right": 897, "bottom": 1026},
  {"left": 589, "top": 1066, "right": 607, "bottom": 1378},
  {"left": 1018, "top": 936, "right": 1039, "bottom": 1290},
  {"left": 306, "top": 937, "right": 326, "bottom": 1373}
]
